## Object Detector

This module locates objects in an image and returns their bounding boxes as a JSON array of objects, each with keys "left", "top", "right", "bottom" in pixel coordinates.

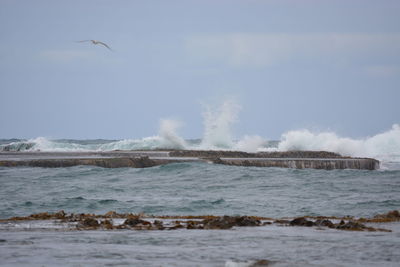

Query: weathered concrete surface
[
  {"left": 211, "top": 157, "right": 379, "bottom": 170},
  {"left": 0, "top": 156, "right": 180, "bottom": 168},
  {"left": 170, "top": 150, "right": 343, "bottom": 158},
  {"left": 0, "top": 150, "right": 379, "bottom": 170}
]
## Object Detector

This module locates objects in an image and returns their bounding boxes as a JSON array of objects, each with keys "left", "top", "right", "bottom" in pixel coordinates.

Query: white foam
[
  {"left": 200, "top": 99, "right": 241, "bottom": 149},
  {"left": 234, "top": 135, "right": 267, "bottom": 153},
  {"left": 2, "top": 99, "right": 399, "bottom": 163},
  {"left": 158, "top": 119, "right": 187, "bottom": 149},
  {"left": 29, "top": 137, "right": 89, "bottom": 152},
  {"left": 278, "top": 124, "right": 400, "bottom": 162}
]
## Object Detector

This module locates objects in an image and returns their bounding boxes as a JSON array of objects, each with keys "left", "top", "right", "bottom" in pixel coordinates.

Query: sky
[{"left": 0, "top": 0, "right": 399, "bottom": 140}]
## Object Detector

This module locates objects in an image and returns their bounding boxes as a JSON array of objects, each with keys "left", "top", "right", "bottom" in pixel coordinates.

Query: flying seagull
[{"left": 77, "top": 40, "right": 112, "bottom": 50}]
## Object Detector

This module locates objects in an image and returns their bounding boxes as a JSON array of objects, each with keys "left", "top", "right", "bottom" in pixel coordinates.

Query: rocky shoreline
[{"left": 1, "top": 210, "right": 398, "bottom": 232}]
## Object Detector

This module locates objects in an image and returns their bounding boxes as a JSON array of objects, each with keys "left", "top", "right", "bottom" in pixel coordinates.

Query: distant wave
[
  {"left": 276, "top": 124, "right": 400, "bottom": 162},
  {"left": 1, "top": 99, "right": 399, "bottom": 163}
]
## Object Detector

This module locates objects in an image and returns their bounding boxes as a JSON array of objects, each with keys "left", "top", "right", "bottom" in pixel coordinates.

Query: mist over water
[
  {"left": 200, "top": 100, "right": 240, "bottom": 149},
  {"left": 1, "top": 100, "right": 399, "bottom": 163}
]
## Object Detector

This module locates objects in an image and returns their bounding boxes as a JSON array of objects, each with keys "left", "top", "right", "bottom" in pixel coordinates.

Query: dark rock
[
  {"left": 81, "top": 218, "right": 99, "bottom": 228},
  {"left": 170, "top": 222, "right": 185, "bottom": 230},
  {"left": 104, "top": 211, "right": 118, "bottom": 218},
  {"left": 101, "top": 219, "right": 114, "bottom": 229},
  {"left": 203, "top": 216, "right": 261, "bottom": 229},
  {"left": 314, "top": 219, "right": 334, "bottom": 228},
  {"left": 386, "top": 210, "right": 400, "bottom": 218},
  {"left": 154, "top": 220, "right": 163, "bottom": 226},
  {"left": 235, "top": 216, "right": 261, "bottom": 226},
  {"left": 336, "top": 221, "right": 366, "bottom": 231},
  {"left": 289, "top": 217, "right": 315, "bottom": 227},
  {"left": 187, "top": 220, "right": 204, "bottom": 229},
  {"left": 153, "top": 220, "right": 165, "bottom": 230},
  {"left": 123, "top": 217, "right": 148, "bottom": 226},
  {"left": 375, "top": 210, "right": 400, "bottom": 219},
  {"left": 54, "top": 210, "right": 66, "bottom": 219}
]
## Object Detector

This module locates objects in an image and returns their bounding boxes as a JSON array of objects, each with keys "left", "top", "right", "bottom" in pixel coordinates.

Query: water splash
[
  {"left": 278, "top": 124, "right": 400, "bottom": 162},
  {"left": 234, "top": 135, "right": 267, "bottom": 153},
  {"left": 200, "top": 99, "right": 241, "bottom": 149},
  {"left": 1, "top": 99, "right": 399, "bottom": 162},
  {"left": 158, "top": 119, "right": 187, "bottom": 149}
]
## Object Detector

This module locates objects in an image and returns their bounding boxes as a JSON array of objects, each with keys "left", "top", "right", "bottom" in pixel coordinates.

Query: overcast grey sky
[{"left": 0, "top": 0, "right": 399, "bottom": 139}]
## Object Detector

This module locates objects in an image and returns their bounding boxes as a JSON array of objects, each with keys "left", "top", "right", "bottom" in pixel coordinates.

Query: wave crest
[{"left": 278, "top": 124, "right": 400, "bottom": 161}]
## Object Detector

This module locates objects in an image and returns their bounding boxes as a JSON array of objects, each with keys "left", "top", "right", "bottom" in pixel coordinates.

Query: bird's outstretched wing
[
  {"left": 96, "top": 41, "right": 112, "bottom": 50},
  {"left": 76, "top": 40, "right": 92, "bottom": 43}
]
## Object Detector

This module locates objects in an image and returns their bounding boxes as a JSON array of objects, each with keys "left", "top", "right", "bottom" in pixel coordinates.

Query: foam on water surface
[{"left": 1, "top": 100, "right": 399, "bottom": 163}]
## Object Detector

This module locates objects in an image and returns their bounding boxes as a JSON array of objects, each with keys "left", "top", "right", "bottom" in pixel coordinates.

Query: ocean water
[
  {"left": 1, "top": 162, "right": 400, "bottom": 219},
  {"left": 1, "top": 139, "right": 400, "bottom": 266},
  {"left": 1, "top": 160, "right": 400, "bottom": 266},
  {"left": 1, "top": 104, "right": 400, "bottom": 266}
]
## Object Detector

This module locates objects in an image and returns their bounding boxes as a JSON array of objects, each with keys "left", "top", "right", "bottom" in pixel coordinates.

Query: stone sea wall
[
  {"left": 211, "top": 158, "right": 379, "bottom": 170},
  {"left": 0, "top": 150, "right": 380, "bottom": 170}
]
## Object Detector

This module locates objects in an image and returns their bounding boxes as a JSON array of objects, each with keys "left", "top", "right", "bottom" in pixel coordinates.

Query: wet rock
[
  {"left": 186, "top": 220, "right": 203, "bottom": 229},
  {"left": 170, "top": 222, "right": 185, "bottom": 230},
  {"left": 29, "top": 212, "right": 53, "bottom": 220},
  {"left": 336, "top": 221, "right": 366, "bottom": 231},
  {"left": 374, "top": 210, "right": 400, "bottom": 220},
  {"left": 153, "top": 220, "right": 165, "bottom": 230},
  {"left": 153, "top": 220, "right": 163, "bottom": 226},
  {"left": 81, "top": 218, "right": 99, "bottom": 228},
  {"left": 54, "top": 210, "right": 66, "bottom": 219},
  {"left": 289, "top": 217, "right": 315, "bottom": 227},
  {"left": 249, "top": 259, "right": 274, "bottom": 266},
  {"left": 104, "top": 211, "right": 118, "bottom": 218},
  {"left": 273, "top": 219, "right": 291, "bottom": 225},
  {"left": 101, "top": 219, "right": 114, "bottom": 229},
  {"left": 123, "top": 217, "right": 149, "bottom": 227},
  {"left": 386, "top": 210, "right": 400, "bottom": 218},
  {"left": 235, "top": 216, "right": 261, "bottom": 226},
  {"left": 314, "top": 219, "right": 334, "bottom": 228},
  {"left": 203, "top": 216, "right": 233, "bottom": 229},
  {"left": 203, "top": 216, "right": 261, "bottom": 229}
]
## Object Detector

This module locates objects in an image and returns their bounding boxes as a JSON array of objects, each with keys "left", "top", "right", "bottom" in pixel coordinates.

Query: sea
[{"left": 1, "top": 115, "right": 400, "bottom": 266}]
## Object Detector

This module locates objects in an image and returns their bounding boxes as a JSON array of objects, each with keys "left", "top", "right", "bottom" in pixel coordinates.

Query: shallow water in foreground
[
  {"left": 1, "top": 163, "right": 400, "bottom": 266},
  {"left": 1, "top": 224, "right": 400, "bottom": 267}
]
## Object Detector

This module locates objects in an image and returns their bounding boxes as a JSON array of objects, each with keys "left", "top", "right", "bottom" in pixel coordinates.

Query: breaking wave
[
  {"left": 277, "top": 124, "right": 400, "bottom": 162},
  {"left": 1, "top": 99, "right": 399, "bottom": 162}
]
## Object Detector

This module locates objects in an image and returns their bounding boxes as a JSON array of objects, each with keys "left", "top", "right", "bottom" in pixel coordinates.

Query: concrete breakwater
[
  {"left": 0, "top": 150, "right": 379, "bottom": 170},
  {"left": 211, "top": 157, "right": 379, "bottom": 170}
]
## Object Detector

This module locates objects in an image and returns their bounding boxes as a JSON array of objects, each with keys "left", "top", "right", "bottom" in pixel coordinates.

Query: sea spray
[
  {"left": 3, "top": 137, "right": 91, "bottom": 152},
  {"left": 234, "top": 135, "right": 267, "bottom": 153},
  {"left": 200, "top": 99, "right": 241, "bottom": 149},
  {"left": 1, "top": 101, "right": 399, "bottom": 162},
  {"left": 278, "top": 124, "right": 400, "bottom": 161},
  {"left": 98, "top": 119, "right": 188, "bottom": 151},
  {"left": 158, "top": 119, "right": 187, "bottom": 149}
]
